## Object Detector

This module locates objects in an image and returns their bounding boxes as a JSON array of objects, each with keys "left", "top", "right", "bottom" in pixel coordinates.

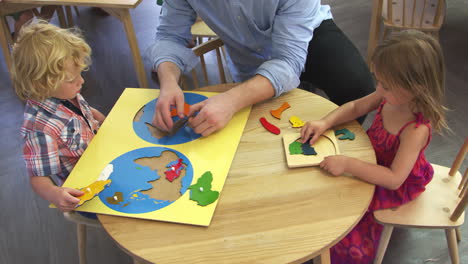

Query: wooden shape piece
[
  {"left": 78, "top": 179, "right": 112, "bottom": 206},
  {"left": 289, "top": 116, "right": 305, "bottom": 128},
  {"left": 270, "top": 102, "right": 290, "bottom": 119},
  {"left": 301, "top": 143, "right": 317, "bottom": 155},
  {"left": 188, "top": 171, "right": 219, "bottom": 206},
  {"left": 170, "top": 103, "right": 190, "bottom": 117},
  {"left": 335, "top": 128, "right": 355, "bottom": 140},
  {"left": 259, "top": 117, "right": 280, "bottom": 135},
  {"left": 289, "top": 141, "right": 303, "bottom": 155},
  {"left": 282, "top": 130, "right": 340, "bottom": 168}
]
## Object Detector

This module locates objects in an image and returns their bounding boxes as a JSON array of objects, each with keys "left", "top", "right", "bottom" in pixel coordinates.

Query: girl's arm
[
  {"left": 30, "top": 176, "right": 84, "bottom": 212},
  {"left": 322, "top": 91, "right": 382, "bottom": 128},
  {"left": 90, "top": 107, "right": 106, "bottom": 124},
  {"left": 321, "top": 122, "right": 430, "bottom": 190},
  {"left": 302, "top": 92, "right": 382, "bottom": 144}
]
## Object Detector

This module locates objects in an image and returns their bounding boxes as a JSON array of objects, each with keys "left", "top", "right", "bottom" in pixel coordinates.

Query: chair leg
[
  {"left": 374, "top": 225, "right": 394, "bottom": 264},
  {"left": 455, "top": 227, "right": 462, "bottom": 242},
  {"left": 77, "top": 224, "right": 87, "bottom": 264},
  {"left": 445, "top": 228, "right": 460, "bottom": 264},
  {"left": 65, "top": 6, "right": 74, "bottom": 27}
]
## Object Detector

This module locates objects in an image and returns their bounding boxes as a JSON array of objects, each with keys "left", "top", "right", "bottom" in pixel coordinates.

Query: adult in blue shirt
[{"left": 147, "top": 0, "right": 374, "bottom": 136}]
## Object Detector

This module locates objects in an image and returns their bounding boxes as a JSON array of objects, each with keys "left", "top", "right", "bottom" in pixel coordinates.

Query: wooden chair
[
  {"left": 190, "top": 17, "right": 226, "bottom": 87},
  {"left": 63, "top": 211, "right": 101, "bottom": 264},
  {"left": 373, "top": 138, "right": 468, "bottom": 264},
  {"left": 367, "top": 0, "right": 446, "bottom": 63},
  {"left": 181, "top": 37, "right": 228, "bottom": 90}
]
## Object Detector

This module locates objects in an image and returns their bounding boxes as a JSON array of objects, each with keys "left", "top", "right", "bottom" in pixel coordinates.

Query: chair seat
[
  {"left": 374, "top": 164, "right": 465, "bottom": 228},
  {"left": 63, "top": 211, "right": 101, "bottom": 228},
  {"left": 191, "top": 20, "right": 216, "bottom": 37}
]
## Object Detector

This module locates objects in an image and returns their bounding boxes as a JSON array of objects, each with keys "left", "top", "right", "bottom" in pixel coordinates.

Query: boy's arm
[
  {"left": 30, "top": 176, "right": 84, "bottom": 212},
  {"left": 90, "top": 107, "right": 105, "bottom": 124},
  {"left": 322, "top": 122, "right": 430, "bottom": 190}
]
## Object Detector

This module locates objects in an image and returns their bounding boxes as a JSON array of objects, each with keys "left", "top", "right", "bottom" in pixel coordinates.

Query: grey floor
[{"left": 0, "top": 1, "right": 467, "bottom": 264}]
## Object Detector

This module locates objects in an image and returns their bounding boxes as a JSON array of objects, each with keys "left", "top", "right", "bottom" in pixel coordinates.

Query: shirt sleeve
[
  {"left": 23, "top": 131, "right": 61, "bottom": 177},
  {"left": 145, "top": 0, "right": 200, "bottom": 73},
  {"left": 256, "top": 0, "right": 320, "bottom": 97}
]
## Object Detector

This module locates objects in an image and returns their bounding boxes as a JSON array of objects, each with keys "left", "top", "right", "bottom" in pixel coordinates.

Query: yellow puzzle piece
[
  {"left": 289, "top": 116, "right": 305, "bottom": 128},
  {"left": 78, "top": 179, "right": 112, "bottom": 206}
]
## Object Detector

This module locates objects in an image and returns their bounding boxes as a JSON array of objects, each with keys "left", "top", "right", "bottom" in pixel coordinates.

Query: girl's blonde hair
[
  {"left": 11, "top": 21, "right": 91, "bottom": 101},
  {"left": 371, "top": 30, "right": 448, "bottom": 132}
]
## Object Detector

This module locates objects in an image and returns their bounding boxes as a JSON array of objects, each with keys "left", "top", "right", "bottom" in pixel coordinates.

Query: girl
[{"left": 300, "top": 30, "right": 447, "bottom": 263}]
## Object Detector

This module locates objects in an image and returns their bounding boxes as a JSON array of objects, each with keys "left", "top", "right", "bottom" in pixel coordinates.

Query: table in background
[
  {"left": 100, "top": 84, "right": 376, "bottom": 264},
  {"left": 0, "top": 0, "right": 147, "bottom": 87}
]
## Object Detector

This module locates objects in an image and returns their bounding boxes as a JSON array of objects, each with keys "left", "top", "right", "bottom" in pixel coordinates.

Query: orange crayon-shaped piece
[{"left": 270, "top": 102, "right": 290, "bottom": 119}]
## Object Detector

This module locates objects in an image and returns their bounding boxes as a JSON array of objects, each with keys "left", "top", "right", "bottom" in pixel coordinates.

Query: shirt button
[
  {"left": 257, "top": 48, "right": 262, "bottom": 52},
  {"left": 237, "top": 16, "right": 241, "bottom": 20}
]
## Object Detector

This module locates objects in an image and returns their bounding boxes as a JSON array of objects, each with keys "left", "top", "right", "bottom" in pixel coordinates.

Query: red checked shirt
[{"left": 20, "top": 94, "right": 100, "bottom": 186}]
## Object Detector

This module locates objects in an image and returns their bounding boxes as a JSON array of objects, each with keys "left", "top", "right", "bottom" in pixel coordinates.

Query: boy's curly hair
[{"left": 11, "top": 20, "right": 91, "bottom": 101}]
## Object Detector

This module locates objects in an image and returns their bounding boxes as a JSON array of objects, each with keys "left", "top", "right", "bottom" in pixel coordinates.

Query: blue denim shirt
[{"left": 146, "top": 0, "right": 332, "bottom": 97}]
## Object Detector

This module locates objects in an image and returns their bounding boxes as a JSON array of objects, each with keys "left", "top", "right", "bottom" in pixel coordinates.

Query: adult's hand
[
  {"left": 152, "top": 83, "right": 185, "bottom": 132},
  {"left": 188, "top": 92, "right": 237, "bottom": 137}
]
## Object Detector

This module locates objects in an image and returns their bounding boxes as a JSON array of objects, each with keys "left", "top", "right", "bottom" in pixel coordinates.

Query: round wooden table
[{"left": 99, "top": 84, "right": 376, "bottom": 264}]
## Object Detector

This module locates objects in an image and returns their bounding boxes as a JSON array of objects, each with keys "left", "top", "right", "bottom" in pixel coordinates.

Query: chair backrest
[
  {"left": 181, "top": 37, "right": 227, "bottom": 90},
  {"left": 382, "top": 0, "right": 445, "bottom": 34},
  {"left": 449, "top": 138, "right": 468, "bottom": 221}
]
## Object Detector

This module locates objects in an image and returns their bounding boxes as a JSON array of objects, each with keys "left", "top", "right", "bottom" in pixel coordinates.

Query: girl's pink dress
[{"left": 330, "top": 101, "right": 434, "bottom": 264}]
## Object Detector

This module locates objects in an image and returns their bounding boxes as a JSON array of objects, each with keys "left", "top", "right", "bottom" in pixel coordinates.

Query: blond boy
[{"left": 11, "top": 21, "right": 105, "bottom": 212}]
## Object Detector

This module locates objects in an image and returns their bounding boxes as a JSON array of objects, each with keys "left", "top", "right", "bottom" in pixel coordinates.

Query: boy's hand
[
  {"left": 320, "top": 155, "right": 349, "bottom": 176},
  {"left": 300, "top": 120, "right": 329, "bottom": 145},
  {"left": 51, "top": 187, "right": 84, "bottom": 212},
  {"left": 152, "top": 83, "right": 185, "bottom": 132}
]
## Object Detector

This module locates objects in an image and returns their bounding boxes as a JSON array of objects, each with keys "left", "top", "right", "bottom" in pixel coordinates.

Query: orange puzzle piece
[
  {"left": 270, "top": 102, "right": 290, "bottom": 119},
  {"left": 170, "top": 103, "right": 190, "bottom": 117}
]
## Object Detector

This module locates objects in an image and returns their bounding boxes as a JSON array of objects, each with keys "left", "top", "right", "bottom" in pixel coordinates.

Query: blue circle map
[
  {"left": 98, "top": 147, "right": 193, "bottom": 214},
  {"left": 133, "top": 92, "right": 208, "bottom": 145}
]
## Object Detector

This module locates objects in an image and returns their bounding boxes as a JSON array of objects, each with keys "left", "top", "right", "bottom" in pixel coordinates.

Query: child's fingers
[
  {"left": 67, "top": 188, "right": 84, "bottom": 197},
  {"left": 309, "top": 132, "right": 321, "bottom": 145}
]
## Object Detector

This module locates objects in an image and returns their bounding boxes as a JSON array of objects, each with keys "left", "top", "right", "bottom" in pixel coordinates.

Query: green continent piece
[{"left": 188, "top": 171, "right": 219, "bottom": 206}]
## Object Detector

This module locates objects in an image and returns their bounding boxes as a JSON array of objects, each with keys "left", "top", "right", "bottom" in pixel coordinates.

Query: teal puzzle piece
[{"left": 335, "top": 128, "right": 355, "bottom": 140}]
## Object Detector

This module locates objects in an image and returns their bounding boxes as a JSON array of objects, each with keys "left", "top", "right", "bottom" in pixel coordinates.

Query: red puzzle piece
[
  {"left": 165, "top": 159, "right": 184, "bottom": 182},
  {"left": 259, "top": 117, "right": 280, "bottom": 135}
]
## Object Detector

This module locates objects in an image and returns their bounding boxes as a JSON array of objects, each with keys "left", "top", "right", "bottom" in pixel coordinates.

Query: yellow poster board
[{"left": 62, "top": 88, "right": 251, "bottom": 226}]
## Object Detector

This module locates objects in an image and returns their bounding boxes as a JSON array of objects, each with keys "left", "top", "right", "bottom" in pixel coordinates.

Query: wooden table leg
[
  {"left": 319, "top": 248, "right": 331, "bottom": 264},
  {"left": 0, "top": 15, "right": 12, "bottom": 74},
  {"left": 103, "top": 7, "right": 148, "bottom": 88},
  {"left": 367, "top": 0, "right": 383, "bottom": 65}
]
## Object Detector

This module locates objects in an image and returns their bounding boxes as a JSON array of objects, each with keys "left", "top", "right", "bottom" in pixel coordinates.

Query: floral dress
[{"left": 330, "top": 101, "right": 434, "bottom": 264}]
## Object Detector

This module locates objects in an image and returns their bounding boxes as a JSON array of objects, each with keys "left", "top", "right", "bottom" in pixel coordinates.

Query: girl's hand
[
  {"left": 320, "top": 155, "right": 349, "bottom": 176},
  {"left": 50, "top": 187, "right": 84, "bottom": 212},
  {"left": 188, "top": 92, "right": 236, "bottom": 137},
  {"left": 152, "top": 83, "right": 185, "bottom": 132},
  {"left": 300, "top": 120, "right": 329, "bottom": 145}
]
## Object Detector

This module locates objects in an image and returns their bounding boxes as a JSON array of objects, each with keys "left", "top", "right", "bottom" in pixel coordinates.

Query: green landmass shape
[
  {"left": 188, "top": 171, "right": 219, "bottom": 206},
  {"left": 289, "top": 141, "right": 303, "bottom": 155}
]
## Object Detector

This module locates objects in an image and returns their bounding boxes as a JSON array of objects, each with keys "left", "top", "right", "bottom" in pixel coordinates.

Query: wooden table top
[
  {"left": 0, "top": 0, "right": 142, "bottom": 9},
  {"left": 99, "top": 84, "right": 376, "bottom": 264}
]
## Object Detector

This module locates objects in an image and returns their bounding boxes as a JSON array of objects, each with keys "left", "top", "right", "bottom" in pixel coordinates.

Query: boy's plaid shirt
[{"left": 20, "top": 94, "right": 100, "bottom": 186}]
